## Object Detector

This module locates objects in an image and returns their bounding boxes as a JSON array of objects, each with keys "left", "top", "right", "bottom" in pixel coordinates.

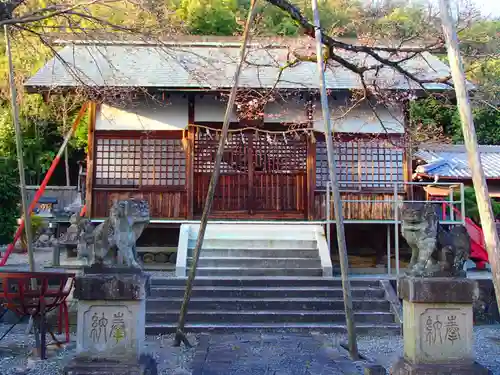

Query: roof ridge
[
  {"left": 418, "top": 144, "right": 500, "bottom": 153},
  {"left": 52, "top": 39, "right": 293, "bottom": 48}
]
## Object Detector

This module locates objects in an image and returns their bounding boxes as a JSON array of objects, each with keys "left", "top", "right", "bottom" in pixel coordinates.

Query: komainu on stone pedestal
[
  {"left": 77, "top": 199, "right": 150, "bottom": 268},
  {"left": 400, "top": 202, "right": 470, "bottom": 277},
  {"left": 64, "top": 246, "right": 156, "bottom": 374},
  {"left": 391, "top": 277, "right": 491, "bottom": 375}
]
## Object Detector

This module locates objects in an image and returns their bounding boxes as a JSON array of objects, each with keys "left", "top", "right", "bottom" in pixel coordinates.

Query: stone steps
[
  {"left": 192, "top": 257, "right": 323, "bottom": 268},
  {"left": 145, "top": 277, "right": 400, "bottom": 335},
  {"left": 149, "top": 286, "right": 385, "bottom": 299},
  {"left": 147, "top": 297, "right": 390, "bottom": 311},
  {"left": 194, "top": 248, "right": 319, "bottom": 258},
  {"left": 150, "top": 277, "right": 381, "bottom": 288},
  {"left": 146, "top": 310, "right": 396, "bottom": 324},
  {"left": 188, "top": 239, "right": 317, "bottom": 250},
  {"left": 145, "top": 322, "right": 400, "bottom": 335},
  {"left": 193, "top": 267, "right": 323, "bottom": 277},
  {"left": 178, "top": 223, "right": 329, "bottom": 278}
]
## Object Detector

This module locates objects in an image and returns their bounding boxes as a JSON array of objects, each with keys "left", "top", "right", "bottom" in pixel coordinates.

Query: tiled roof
[
  {"left": 415, "top": 144, "right": 500, "bottom": 179},
  {"left": 24, "top": 41, "right": 453, "bottom": 91}
]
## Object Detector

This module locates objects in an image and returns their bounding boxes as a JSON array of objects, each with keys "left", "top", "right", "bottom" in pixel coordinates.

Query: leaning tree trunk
[
  {"left": 173, "top": 0, "right": 259, "bottom": 347},
  {"left": 310, "top": 0, "right": 358, "bottom": 359},
  {"left": 439, "top": 0, "right": 500, "bottom": 315}
]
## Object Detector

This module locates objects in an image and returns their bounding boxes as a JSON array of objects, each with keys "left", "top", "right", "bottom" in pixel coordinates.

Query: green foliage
[
  {"left": 454, "top": 186, "right": 500, "bottom": 225},
  {"left": 300, "top": 0, "right": 361, "bottom": 37},
  {"left": 0, "top": 159, "right": 19, "bottom": 244},
  {"left": 449, "top": 107, "right": 500, "bottom": 145},
  {"left": 177, "top": 0, "right": 241, "bottom": 35},
  {"left": 258, "top": 4, "right": 301, "bottom": 36},
  {"left": 410, "top": 98, "right": 500, "bottom": 145},
  {"left": 0, "top": 33, "right": 88, "bottom": 187},
  {"left": 0, "top": 104, "right": 65, "bottom": 185},
  {"left": 20, "top": 214, "right": 45, "bottom": 249},
  {"left": 373, "top": 5, "right": 428, "bottom": 39},
  {"left": 409, "top": 97, "right": 455, "bottom": 135}
]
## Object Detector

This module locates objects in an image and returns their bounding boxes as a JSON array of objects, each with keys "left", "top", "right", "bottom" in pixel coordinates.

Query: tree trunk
[
  {"left": 439, "top": 0, "right": 500, "bottom": 313},
  {"left": 64, "top": 148, "right": 70, "bottom": 186},
  {"left": 173, "top": 0, "right": 259, "bottom": 347},
  {"left": 310, "top": 0, "right": 358, "bottom": 359},
  {"left": 5, "top": 24, "right": 40, "bottom": 351}
]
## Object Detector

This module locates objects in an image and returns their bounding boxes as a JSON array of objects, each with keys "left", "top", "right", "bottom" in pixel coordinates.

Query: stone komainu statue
[
  {"left": 78, "top": 199, "right": 150, "bottom": 268},
  {"left": 400, "top": 202, "right": 470, "bottom": 277}
]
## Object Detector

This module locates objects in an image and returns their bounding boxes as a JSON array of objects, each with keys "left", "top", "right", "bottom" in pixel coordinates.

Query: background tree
[
  {"left": 455, "top": 187, "right": 500, "bottom": 225},
  {"left": 0, "top": 158, "right": 20, "bottom": 243},
  {"left": 177, "top": 0, "right": 241, "bottom": 35}
]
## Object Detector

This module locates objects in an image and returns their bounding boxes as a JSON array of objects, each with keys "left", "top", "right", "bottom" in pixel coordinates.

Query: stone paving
[
  {"left": 191, "top": 333, "right": 364, "bottom": 375},
  {"left": 1, "top": 324, "right": 500, "bottom": 374}
]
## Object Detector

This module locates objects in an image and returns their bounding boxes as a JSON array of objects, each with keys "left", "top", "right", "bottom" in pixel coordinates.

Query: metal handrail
[{"left": 325, "top": 181, "right": 466, "bottom": 276}]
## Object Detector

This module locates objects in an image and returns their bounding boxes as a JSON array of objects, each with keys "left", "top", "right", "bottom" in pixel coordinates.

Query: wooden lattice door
[
  {"left": 252, "top": 133, "right": 307, "bottom": 214},
  {"left": 193, "top": 129, "right": 308, "bottom": 217},
  {"left": 194, "top": 130, "right": 250, "bottom": 213}
]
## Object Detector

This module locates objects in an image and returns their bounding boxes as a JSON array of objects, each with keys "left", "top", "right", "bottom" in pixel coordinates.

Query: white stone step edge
[
  {"left": 176, "top": 224, "right": 332, "bottom": 278},
  {"left": 315, "top": 227, "right": 332, "bottom": 277}
]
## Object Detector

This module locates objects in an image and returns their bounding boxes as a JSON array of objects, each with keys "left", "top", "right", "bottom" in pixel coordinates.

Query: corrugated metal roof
[
  {"left": 415, "top": 144, "right": 500, "bottom": 179},
  {"left": 24, "top": 41, "right": 453, "bottom": 91}
]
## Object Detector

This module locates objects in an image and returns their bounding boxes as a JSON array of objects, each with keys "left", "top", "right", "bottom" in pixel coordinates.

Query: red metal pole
[{"left": 0, "top": 102, "right": 89, "bottom": 266}]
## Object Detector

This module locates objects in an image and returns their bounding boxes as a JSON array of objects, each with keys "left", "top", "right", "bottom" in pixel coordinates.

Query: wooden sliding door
[{"left": 193, "top": 128, "right": 307, "bottom": 219}]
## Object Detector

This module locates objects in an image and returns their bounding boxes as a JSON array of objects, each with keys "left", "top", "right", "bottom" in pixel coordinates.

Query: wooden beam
[
  {"left": 85, "top": 101, "right": 97, "bottom": 218},
  {"left": 402, "top": 101, "right": 413, "bottom": 199},
  {"left": 186, "top": 94, "right": 195, "bottom": 219},
  {"left": 307, "top": 139, "right": 316, "bottom": 220},
  {"left": 306, "top": 96, "right": 316, "bottom": 220},
  {"left": 247, "top": 130, "right": 255, "bottom": 215}
]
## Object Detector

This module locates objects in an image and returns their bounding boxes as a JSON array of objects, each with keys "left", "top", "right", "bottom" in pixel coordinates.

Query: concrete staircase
[
  {"left": 145, "top": 277, "right": 401, "bottom": 334},
  {"left": 176, "top": 224, "right": 331, "bottom": 277},
  {"left": 151, "top": 223, "right": 400, "bottom": 335}
]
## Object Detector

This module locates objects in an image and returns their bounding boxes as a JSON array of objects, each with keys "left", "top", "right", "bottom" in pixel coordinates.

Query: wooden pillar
[
  {"left": 247, "top": 130, "right": 255, "bottom": 215},
  {"left": 306, "top": 95, "right": 316, "bottom": 220},
  {"left": 186, "top": 94, "right": 195, "bottom": 219},
  {"left": 403, "top": 101, "right": 414, "bottom": 200},
  {"left": 85, "top": 101, "right": 97, "bottom": 218},
  {"left": 307, "top": 138, "right": 316, "bottom": 220}
]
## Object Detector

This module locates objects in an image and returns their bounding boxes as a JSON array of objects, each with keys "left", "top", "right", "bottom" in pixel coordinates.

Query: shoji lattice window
[
  {"left": 95, "top": 136, "right": 186, "bottom": 187},
  {"left": 316, "top": 138, "right": 404, "bottom": 191}
]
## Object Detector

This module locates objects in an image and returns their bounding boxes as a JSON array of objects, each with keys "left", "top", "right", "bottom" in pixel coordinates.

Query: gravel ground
[
  {"left": 1, "top": 326, "right": 499, "bottom": 374},
  {"left": 0, "top": 325, "right": 198, "bottom": 375},
  {"left": 329, "top": 325, "right": 500, "bottom": 374}
]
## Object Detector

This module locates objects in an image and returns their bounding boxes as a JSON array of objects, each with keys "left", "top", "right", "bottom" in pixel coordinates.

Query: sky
[
  {"left": 377, "top": 0, "right": 500, "bottom": 18},
  {"left": 474, "top": 1, "right": 500, "bottom": 17},
  {"left": 428, "top": 0, "right": 500, "bottom": 17}
]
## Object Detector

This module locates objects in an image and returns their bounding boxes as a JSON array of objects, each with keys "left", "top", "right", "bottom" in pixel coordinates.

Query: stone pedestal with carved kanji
[
  {"left": 391, "top": 277, "right": 490, "bottom": 375},
  {"left": 63, "top": 266, "right": 157, "bottom": 375}
]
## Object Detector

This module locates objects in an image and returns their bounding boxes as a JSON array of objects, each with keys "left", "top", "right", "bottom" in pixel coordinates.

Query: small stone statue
[
  {"left": 79, "top": 199, "right": 150, "bottom": 269},
  {"left": 400, "top": 202, "right": 470, "bottom": 277},
  {"left": 76, "top": 216, "right": 95, "bottom": 263}
]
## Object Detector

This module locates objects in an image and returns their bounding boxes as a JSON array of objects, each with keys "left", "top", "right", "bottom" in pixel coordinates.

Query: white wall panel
[
  {"left": 312, "top": 99, "right": 405, "bottom": 134},
  {"left": 264, "top": 97, "right": 308, "bottom": 123},
  {"left": 194, "top": 94, "right": 238, "bottom": 122},
  {"left": 95, "top": 94, "right": 188, "bottom": 131}
]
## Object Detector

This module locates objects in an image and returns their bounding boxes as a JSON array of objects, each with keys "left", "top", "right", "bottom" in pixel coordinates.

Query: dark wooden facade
[{"left": 87, "top": 98, "right": 409, "bottom": 221}]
